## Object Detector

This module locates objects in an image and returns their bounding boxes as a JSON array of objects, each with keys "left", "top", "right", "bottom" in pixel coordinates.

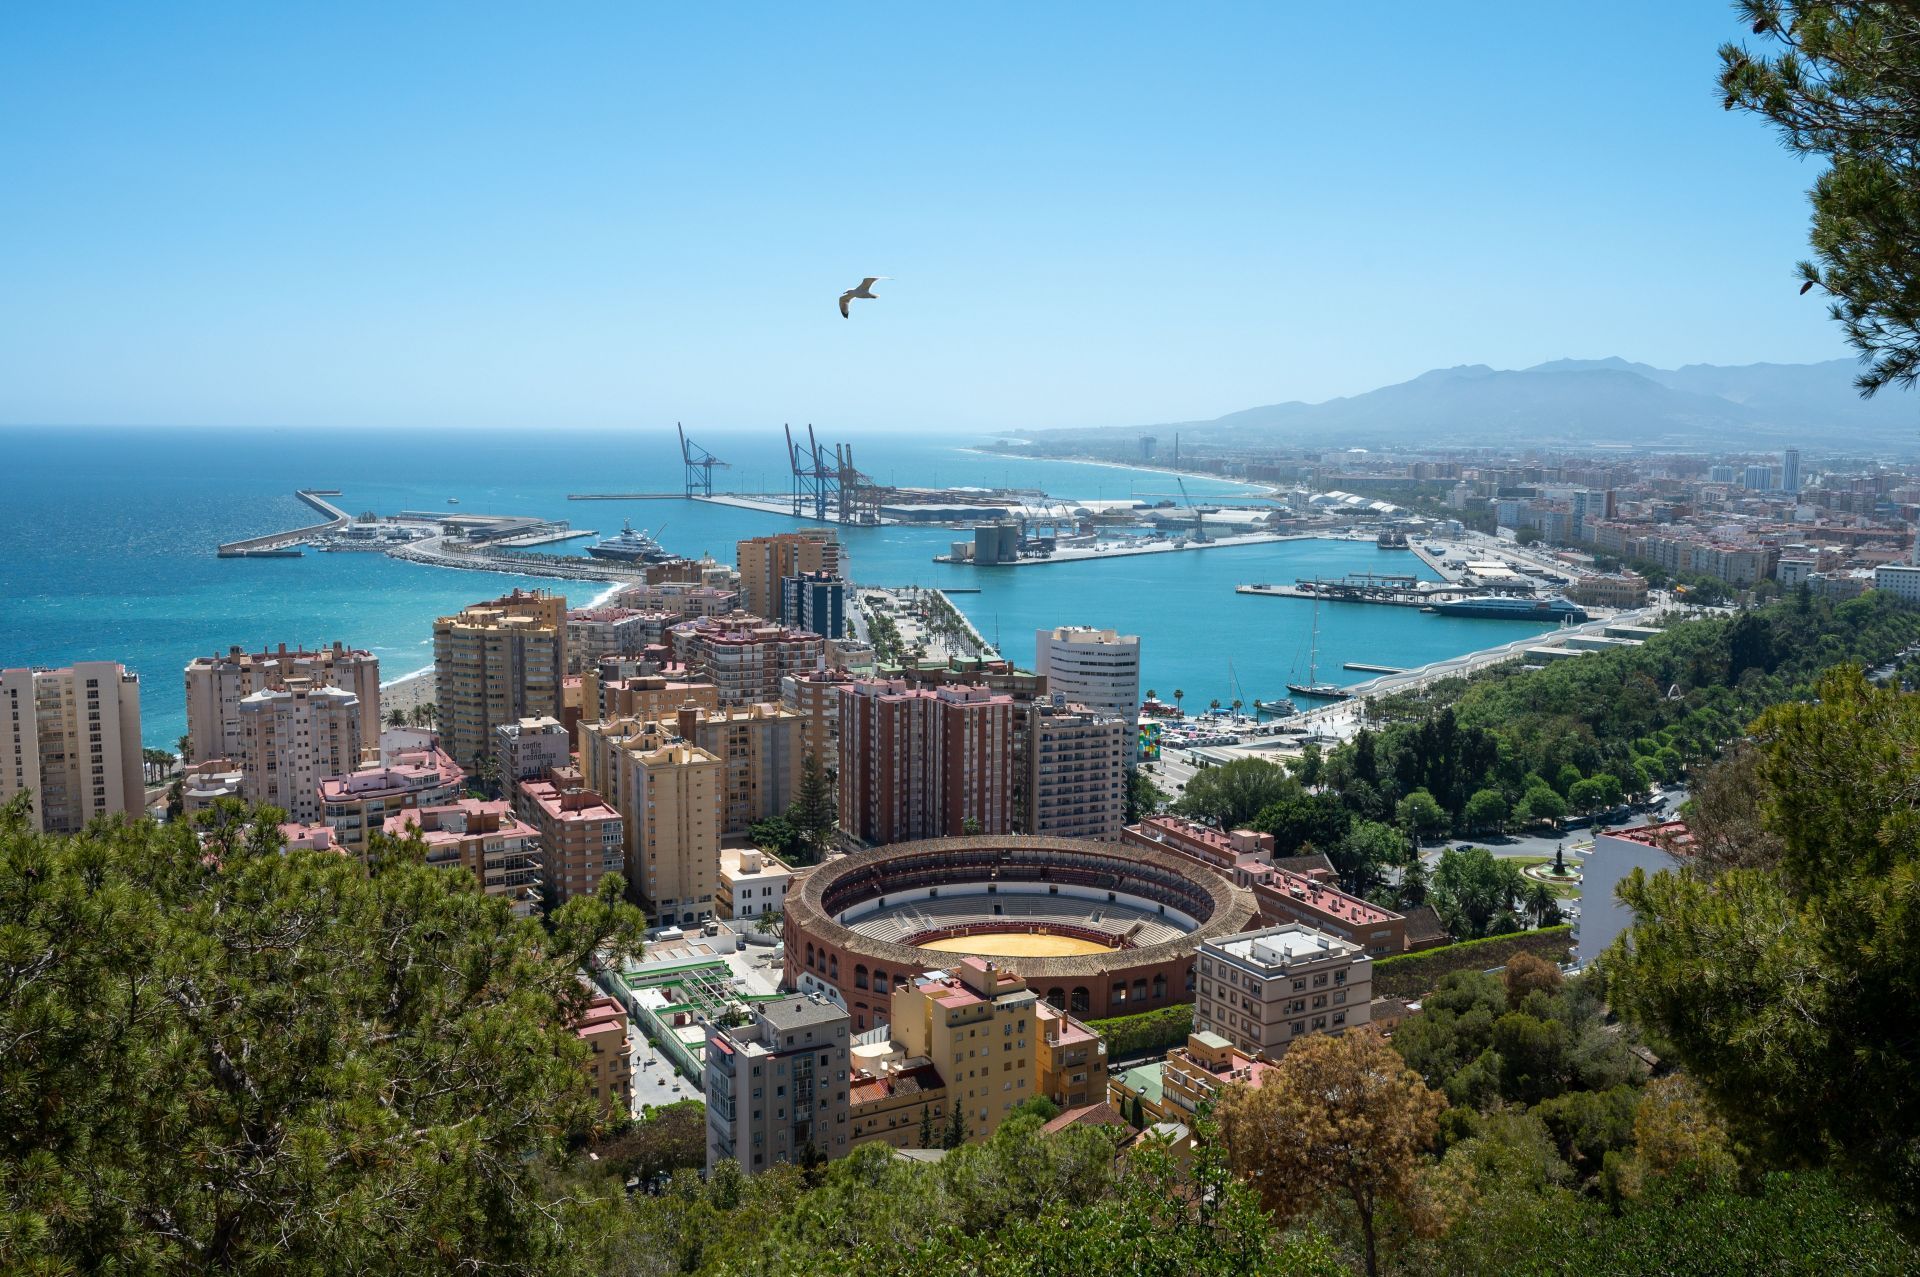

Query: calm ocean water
[{"left": 0, "top": 426, "right": 1555, "bottom": 747}]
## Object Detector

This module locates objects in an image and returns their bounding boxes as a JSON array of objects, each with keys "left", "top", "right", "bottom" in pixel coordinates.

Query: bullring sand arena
[
  {"left": 917, "top": 932, "right": 1119, "bottom": 957},
  {"left": 782, "top": 834, "right": 1259, "bottom": 1032}
]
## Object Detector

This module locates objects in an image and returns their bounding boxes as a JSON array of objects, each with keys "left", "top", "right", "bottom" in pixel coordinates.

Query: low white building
[
  {"left": 1195, "top": 923, "right": 1371, "bottom": 1059},
  {"left": 1575, "top": 821, "right": 1693, "bottom": 968},
  {"left": 716, "top": 846, "right": 795, "bottom": 923}
]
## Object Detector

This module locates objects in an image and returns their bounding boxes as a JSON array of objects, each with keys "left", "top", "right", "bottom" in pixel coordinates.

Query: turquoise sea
[{"left": 0, "top": 426, "right": 1558, "bottom": 747}]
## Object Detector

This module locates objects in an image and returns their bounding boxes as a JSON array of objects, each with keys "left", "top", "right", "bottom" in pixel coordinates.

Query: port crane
[
  {"left": 1175, "top": 475, "right": 1210, "bottom": 544},
  {"left": 678, "top": 424, "right": 730, "bottom": 498}
]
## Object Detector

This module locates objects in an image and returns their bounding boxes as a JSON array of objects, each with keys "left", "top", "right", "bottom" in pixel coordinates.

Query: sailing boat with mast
[{"left": 1286, "top": 582, "right": 1353, "bottom": 701}]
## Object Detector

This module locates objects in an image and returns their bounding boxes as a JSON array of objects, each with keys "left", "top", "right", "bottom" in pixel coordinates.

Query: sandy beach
[{"left": 380, "top": 667, "right": 437, "bottom": 721}]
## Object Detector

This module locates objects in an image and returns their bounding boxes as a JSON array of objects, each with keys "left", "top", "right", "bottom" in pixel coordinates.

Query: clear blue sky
[{"left": 0, "top": 3, "right": 1846, "bottom": 433}]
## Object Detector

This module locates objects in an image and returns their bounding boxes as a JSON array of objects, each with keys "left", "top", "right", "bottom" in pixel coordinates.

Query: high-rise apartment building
[
  {"left": 889, "top": 959, "right": 1037, "bottom": 1139},
  {"left": 780, "top": 571, "right": 846, "bottom": 639},
  {"left": 1194, "top": 923, "right": 1373, "bottom": 1058},
  {"left": 676, "top": 620, "right": 826, "bottom": 706},
  {"left": 1783, "top": 446, "right": 1802, "bottom": 496},
  {"left": 838, "top": 679, "right": 1013, "bottom": 846},
  {"left": 1, "top": 662, "right": 144, "bottom": 833},
  {"left": 704, "top": 994, "right": 852, "bottom": 1174},
  {"left": 382, "top": 798, "right": 543, "bottom": 918},
  {"left": 573, "top": 995, "right": 633, "bottom": 1117},
  {"left": 1021, "top": 697, "right": 1128, "bottom": 841},
  {"left": 590, "top": 672, "right": 720, "bottom": 726},
  {"left": 1031, "top": 627, "right": 1140, "bottom": 750},
  {"left": 565, "top": 607, "right": 658, "bottom": 673},
  {"left": 578, "top": 717, "right": 721, "bottom": 925},
  {"left": 677, "top": 704, "right": 805, "bottom": 837},
  {"left": 780, "top": 669, "right": 855, "bottom": 770},
  {"left": 736, "top": 531, "right": 844, "bottom": 620},
  {"left": 236, "top": 678, "right": 362, "bottom": 822},
  {"left": 184, "top": 642, "right": 381, "bottom": 766},
  {"left": 434, "top": 590, "right": 566, "bottom": 772}
]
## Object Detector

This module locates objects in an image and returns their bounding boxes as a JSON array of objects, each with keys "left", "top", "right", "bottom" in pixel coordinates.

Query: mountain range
[{"left": 1033, "top": 357, "right": 1920, "bottom": 452}]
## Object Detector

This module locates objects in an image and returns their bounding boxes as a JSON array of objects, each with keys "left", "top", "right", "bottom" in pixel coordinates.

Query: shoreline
[{"left": 954, "top": 446, "right": 1276, "bottom": 499}]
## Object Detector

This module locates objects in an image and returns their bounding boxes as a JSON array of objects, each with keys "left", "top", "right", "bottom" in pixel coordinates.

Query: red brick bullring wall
[{"left": 782, "top": 835, "right": 1259, "bottom": 1031}]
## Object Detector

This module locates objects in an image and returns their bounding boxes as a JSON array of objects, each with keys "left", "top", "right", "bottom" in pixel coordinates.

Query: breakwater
[{"left": 216, "top": 489, "right": 350, "bottom": 555}]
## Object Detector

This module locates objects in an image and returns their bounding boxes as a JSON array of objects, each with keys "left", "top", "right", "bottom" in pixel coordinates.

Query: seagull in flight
[{"left": 839, "top": 276, "right": 890, "bottom": 318}]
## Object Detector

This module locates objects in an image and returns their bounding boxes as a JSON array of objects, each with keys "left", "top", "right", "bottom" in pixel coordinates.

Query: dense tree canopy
[
  {"left": 1607, "top": 666, "right": 1920, "bottom": 1227},
  {"left": 1722, "top": 1, "right": 1920, "bottom": 393},
  {"left": 0, "top": 799, "right": 646, "bottom": 1275}
]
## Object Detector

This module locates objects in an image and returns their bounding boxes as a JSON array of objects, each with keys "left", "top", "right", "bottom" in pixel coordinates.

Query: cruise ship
[
  {"left": 586, "top": 520, "right": 673, "bottom": 564},
  {"left": 1424, "top": 596, "right": 1589, "bottom": 623}
]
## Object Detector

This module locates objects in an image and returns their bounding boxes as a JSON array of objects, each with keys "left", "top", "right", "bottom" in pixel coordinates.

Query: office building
[
  {"left": 889, "top": 959, "right": 1037, "bottom": 1140},
  {"left": 838, "top": 679, "right": 1014, "bottom": 846},
  {"left": 579, "top": 717, "right": 722, "bottom": 925},
  {"left": 1194, "top": 923, "right": 1373, "bottom": 1058},
  {"left": 184, "top": 642, "right": 381, "bottom": 767},
  {"left": 780, "top": 571, "right": 847, "bottom": 639},
  {"left": 1, "top": 662, "right": 144, "bottom": 834},
  {"left": 434, "top": 590, "right": 566, "bottom": 772},
  {"left": 493, "top": 716, "right": 574, "bottom": 808},
  {"left": 736, "top": 531, "right": 844, "bottom": 620},
  {"left": 1876, "top": 563, "right": 1920, "bottom": 605},
  {"left": 233, "top": 679, "right": 362, "bottom": 823},
  {"left": 704, "top": 994, "right": 852, "bottom": 1173},
  {"left": 1022, "top": 696, "right": 1128, "bottom": 841},
  {"left": 383, "top": 798, "right": 543, "bottom": 918},
  {"left": 520, "top": 779, "right": 625, "bottom": 907},
  {"left": 1031, "top": 627, "right": 1141, "bottom": 748},
  {"left": 1783, "top": 446, "right": 1801, "bottom": 496}
]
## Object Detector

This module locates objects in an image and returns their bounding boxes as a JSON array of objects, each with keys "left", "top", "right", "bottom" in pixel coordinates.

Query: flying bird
[{"left": 839, "top": 276, "right": 890, "bottom": 318}]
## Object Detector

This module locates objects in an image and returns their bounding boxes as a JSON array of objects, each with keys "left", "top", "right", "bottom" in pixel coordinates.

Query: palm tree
[
  {"left": 1172, "top": 689, "right": 1185, "bottom": 716},
  {"left": 411, "top": 703, "right": 438, "bottom": 728},
  {"left": 471, "top": 753, "right": 501, "bottom": 799},
  {"left": 386, "top": 708, "right": 409, "bottom": 729},
  {"left": 175, "top": 733, "right": 193, "bottom": 766},
  {"left": 1524, "top": 881, "right": 1557, "bottom": 928},
  {"left": 1209, "top": 698, "right": 1222, "bottom": 714},
  {"left": 1146, "top": 688, "right": 1158, "bottom": 705},
  {"left": 1230, "top": 698, "right": 1244, "bottom": 718}
]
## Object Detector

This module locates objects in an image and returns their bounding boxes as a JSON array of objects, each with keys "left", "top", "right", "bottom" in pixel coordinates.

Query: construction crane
[
  {"left": 678, "top": 424, "right": 730, "bottom": 499},
  {"left": 1175, "top": 475, "right": 1210, "bottom": 543}
]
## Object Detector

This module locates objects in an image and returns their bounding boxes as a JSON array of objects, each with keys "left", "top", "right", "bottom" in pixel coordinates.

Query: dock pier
[{"left": 217, "top": 489, "right": 351, "bottom": 556}]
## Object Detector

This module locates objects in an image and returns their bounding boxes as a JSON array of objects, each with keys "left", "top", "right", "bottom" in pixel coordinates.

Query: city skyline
[{"left": 0, "top": 4, "right": 1855, "bottom": 433}]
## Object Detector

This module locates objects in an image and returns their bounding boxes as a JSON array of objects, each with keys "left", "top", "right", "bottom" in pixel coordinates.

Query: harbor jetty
[
  {"left": 388, "top": 535, "right": 646, "bottom": 582},
  {"left": 1236, "top": 574, "right": 1485, "bottom": 607},
  {"left": 216, "top": 489, "right": 350, "bottom": 557}
]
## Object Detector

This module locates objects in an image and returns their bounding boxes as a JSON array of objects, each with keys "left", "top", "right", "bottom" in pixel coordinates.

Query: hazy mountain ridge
[{"left": 1038, "top": 357, "right": 1918, "bottom": 450}]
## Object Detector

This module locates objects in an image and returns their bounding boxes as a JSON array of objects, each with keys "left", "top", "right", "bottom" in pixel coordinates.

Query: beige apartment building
[
  {"left": 1194, "top": 923, "right": 1373, "bottom": 1058},
  {"left": 235, "top": 679, "right": 362, "bottom": 823},
  {"left": 780, "top": 668, "right": 854, "bottom": 770},
  {"left": 736, "top": 530, "right": 843, "bottom": 620},
  {"left": 890, "top": 958, "right": 1038, "bottom": 1140},
  {"left": 382, "top": 798, "right": 543, "bottom": 918},
  {"left": 519, "top": 778, "right": 624, "bottom": 907},
  {"left": 184, "top": 642, "right": 381, "bottom": 767},
  {"left": 579, "top": 717, "right": 721, "bottom": 925},
  {"left": 678, "top": 703, "right": 804, "bottom": 838},
  {"left": 1, "top": 663, "right": 144, "bottom": 834},
  {"left": 1022, "top": 697, "right": 1128, "bottom": 841},
  {"left": 434, "top": 589, "right": 566, "bottom": 772},
  {"left": 589, "top": 672, "right": 720, "bottom": 727}
]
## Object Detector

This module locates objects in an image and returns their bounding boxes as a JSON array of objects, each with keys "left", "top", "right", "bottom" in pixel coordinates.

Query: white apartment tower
[
  {"left": 1, "top": 663, "right": 145, "bottom": 834},
  {"left": 1032, "top": 627, "right": 1141, "bottom": 751},
  {"left": 236, "top": 679, "right": 363, "bottom": 823}
]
